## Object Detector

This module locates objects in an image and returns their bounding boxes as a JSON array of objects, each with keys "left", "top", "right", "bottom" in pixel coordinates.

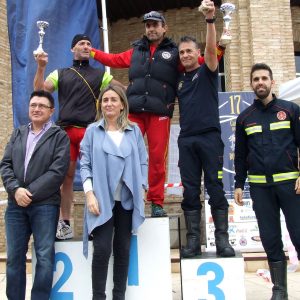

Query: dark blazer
[{"left": 0, "top": 124, "right": 70, "bottom": 206}]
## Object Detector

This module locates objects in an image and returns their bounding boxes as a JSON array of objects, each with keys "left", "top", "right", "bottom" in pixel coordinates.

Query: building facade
[{"left": 0, "top": 0, "right": 299, "bottom": 251}]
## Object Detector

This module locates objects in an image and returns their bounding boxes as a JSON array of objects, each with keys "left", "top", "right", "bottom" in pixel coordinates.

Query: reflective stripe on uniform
[
  {"left": 245, "top": 125, "right": 262, "bottom": 135},
  {"left": 270, "top": 121, "right": 290, "bottom": 130},
  {"left": 218, "top": 171, "right": 223, "bottom": 179},
  {"left": 273, "top": 171, "right": 299, "bottom": 182},
  {"left": 248, "top": 171, "right": 299, "bottom": 183},
  {"left": 248, "top": 175, "right": 267, "bottom": 183}
]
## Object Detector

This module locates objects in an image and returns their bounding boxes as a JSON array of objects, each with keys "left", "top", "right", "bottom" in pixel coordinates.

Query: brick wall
[{"left": 225, "top": 0, "right": 296, "bottom": 92}]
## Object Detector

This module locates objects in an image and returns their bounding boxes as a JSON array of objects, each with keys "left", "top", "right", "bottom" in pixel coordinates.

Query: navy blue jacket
[{"left": 235, "top": 97, "right": 300, "bottom": 188}]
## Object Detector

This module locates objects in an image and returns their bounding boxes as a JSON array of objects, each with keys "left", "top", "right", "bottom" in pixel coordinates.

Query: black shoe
[
  {"left": 181, "top": 210, "right": 201, "bottom": 258},
  {"left": 211, "top": 208, "right": 235, "bottom": 257},
  {"left": 151, "top": 203, "right": 167, "bottom": 217},
  {"left": 269, "top": 260, "right": 288, "bottom": 300}
]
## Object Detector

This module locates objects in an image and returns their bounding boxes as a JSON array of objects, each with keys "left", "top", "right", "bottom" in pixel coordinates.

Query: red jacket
[{"left": 90, "top": 43, "right": 225, "bottom": 71}]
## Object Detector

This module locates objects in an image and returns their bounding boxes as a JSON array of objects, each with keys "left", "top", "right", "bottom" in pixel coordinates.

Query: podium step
[
  {"left": 170, "top": 249, "right": 291, "bottom": 273},
  {"left": 0, "top": 250, "right": 291, "bottom": 275}
]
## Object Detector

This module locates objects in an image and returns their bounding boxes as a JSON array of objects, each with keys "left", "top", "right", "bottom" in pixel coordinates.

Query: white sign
[
  {"left": 32, "top": 218, "right": 172, "bottom": 300},
  {"left": 205, "top": 199, "right": 290, "bottom": 252},
  {"left": 181, "top": 253, "right": 246, "bottom": 300}
]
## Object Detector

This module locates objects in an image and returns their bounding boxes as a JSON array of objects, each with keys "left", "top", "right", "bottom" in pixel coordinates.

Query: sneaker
[
  {"left": 151, "top": 203, "right": 167, "bottom": 217},
  {"left": 56, "top": 220, "right": 73, "bottom": 240}
]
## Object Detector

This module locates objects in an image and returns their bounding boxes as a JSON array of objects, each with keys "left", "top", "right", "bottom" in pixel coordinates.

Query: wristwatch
[{"left": 206, "top": 16, "right": 216, "bottom": 23}]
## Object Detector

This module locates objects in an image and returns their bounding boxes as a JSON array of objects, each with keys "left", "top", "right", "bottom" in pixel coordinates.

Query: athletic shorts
[{"left": 64, "top": 126, "right": 86, "bottom": 161}]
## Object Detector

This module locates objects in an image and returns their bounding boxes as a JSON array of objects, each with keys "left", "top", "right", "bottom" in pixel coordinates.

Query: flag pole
[{"left": 101, "top": 0, "right": 110, "bottom": 74}]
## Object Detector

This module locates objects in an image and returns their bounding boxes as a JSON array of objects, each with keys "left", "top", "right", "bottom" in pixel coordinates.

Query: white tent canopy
[{"left": 279, "top": 77, "right": 300, "bottom": 102}]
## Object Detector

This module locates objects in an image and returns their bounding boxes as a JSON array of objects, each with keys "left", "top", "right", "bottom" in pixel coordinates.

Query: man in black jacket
[
  {"left": 0, "top": 90, "right": 70, "bottom": 300},
  {"left": 234, "top": 63, "right": 300, "bottom": 300}
]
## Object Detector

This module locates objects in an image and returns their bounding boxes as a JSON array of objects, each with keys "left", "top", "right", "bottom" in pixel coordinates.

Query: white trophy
[
  {"left": 220, "top": 3, "right": 236, "bottom": 45},
  {"left": 33, "top": 21, "right": 49, "bottom": 56}
]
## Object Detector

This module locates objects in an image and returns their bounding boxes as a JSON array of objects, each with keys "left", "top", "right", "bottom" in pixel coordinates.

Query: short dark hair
[
  {"left": 250, "top": 63, "right": 273, "bottom": 82},
  {"left": 178, "top": 36, "right": 200, "bottom": 49},
  {"left": 30, "top": 90, "right": 55, "bottom": 108}
]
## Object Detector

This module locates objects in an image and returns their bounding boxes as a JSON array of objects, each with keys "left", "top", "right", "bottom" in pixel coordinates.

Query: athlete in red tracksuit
[{"left": 91, "top": 11, "right": 225, "bottom": 217}]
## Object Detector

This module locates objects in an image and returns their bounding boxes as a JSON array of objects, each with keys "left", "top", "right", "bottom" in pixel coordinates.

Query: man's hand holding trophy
[
  {"left": 198, "top": 1, "right": 236, "bottom": 47},
  {"left": 33, "top": 20, "right": 49, "bottom": 66},
  {"left": 198, "top": 0, "right": 215, "bottom": 15}
]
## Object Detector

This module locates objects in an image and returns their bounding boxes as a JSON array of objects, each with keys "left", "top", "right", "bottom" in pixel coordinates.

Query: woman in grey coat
[{"left": 80, "top": 84, "right": 148, "bottom": 300}]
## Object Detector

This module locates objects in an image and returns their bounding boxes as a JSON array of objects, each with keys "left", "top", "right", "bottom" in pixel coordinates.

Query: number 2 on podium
[{"left": 50, "top": 252, "right": 74, "bottom": 300}]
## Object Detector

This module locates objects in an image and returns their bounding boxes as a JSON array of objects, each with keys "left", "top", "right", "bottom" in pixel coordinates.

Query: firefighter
[
  {"left": 234, "top": 63, "right": 300, "bottom": 300},
  {"left": 177, "top": 0, "right": 235, "bottom": 258}
]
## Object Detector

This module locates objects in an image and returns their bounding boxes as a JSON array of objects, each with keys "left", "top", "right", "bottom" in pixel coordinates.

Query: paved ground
[{"left": 1, "top": 271, "right": 300, "bottom": 299}]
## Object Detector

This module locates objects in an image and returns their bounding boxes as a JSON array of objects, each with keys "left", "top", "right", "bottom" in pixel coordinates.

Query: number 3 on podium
[{"left": 197, "top": 262, "right": 225, "bottom": 300}]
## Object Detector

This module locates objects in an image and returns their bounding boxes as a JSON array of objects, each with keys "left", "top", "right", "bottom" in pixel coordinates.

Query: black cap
[
  {"left": 143, "top": 11, "right": 166, "bottom": 23},
  {"left": 71, "top": 34, "right": 91, "bottom": 48}
]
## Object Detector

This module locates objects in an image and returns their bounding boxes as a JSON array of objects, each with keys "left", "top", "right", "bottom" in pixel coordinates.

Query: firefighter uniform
[
  {"left": 177, "top": 63, "right": 227, "bottom": 211},
  {"left": 177, "top": 63, "right": 235, "bottom": 258},
  {"left": 235, "top": 95, "right": 300, "bottom": 262}
]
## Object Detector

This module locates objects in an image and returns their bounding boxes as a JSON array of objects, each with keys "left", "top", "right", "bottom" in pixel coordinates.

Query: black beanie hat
[{"left": 71, "top": 34, "right": 92, "bottom": 48}]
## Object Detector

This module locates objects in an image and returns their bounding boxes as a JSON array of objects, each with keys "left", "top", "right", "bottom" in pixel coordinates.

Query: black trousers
[
  {"left": 178, "top": 131, "right": 228, "bottom": 211},
  {"left": 91, "top": 202, "right": 133, "bottom": 300},
  {"left": 250, "top": 182, "right": 300, "bottom": 262}
]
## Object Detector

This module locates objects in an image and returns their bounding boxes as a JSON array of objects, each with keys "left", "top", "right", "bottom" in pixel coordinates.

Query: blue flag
[
  {"left": 7, "top": 0, "right": 102, "bottom": 127},
  {"left": 7, "top": 0, "right": 103, "bottom": 190}
]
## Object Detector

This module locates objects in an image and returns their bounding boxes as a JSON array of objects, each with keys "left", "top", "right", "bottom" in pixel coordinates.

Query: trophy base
[
  {"left": 219, "top": 35, "right": 232, "bottom": 46},
  {"left": 33, "top": 49, "right": 44, "bottom": 56}
]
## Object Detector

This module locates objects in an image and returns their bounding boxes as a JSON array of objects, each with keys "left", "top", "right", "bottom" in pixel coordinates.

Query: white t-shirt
[{"left": 83, "top": 130, "right": 124, "bottom": 201}]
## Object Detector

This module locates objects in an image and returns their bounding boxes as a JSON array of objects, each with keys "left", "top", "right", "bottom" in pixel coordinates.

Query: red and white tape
[{"left": 164, "top": 182, "right": 182, "bottom": 188}]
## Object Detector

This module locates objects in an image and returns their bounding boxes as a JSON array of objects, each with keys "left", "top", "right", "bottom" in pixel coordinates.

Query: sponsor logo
[{"left": 239, "top": 236, "right": 247, "bottom": 246}]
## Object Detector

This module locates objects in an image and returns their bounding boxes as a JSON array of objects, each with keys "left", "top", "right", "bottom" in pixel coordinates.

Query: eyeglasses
[{"left": 30, "top": 103, "right": 53, "bottom": 110}]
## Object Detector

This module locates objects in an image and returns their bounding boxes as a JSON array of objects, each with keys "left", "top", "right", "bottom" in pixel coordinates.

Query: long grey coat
[{"left": 80, "top": 119, "right": 148, "bottom": 256}]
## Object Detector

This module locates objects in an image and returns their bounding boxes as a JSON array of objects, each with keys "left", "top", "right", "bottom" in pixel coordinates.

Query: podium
[
  {"left": 181, "top": 252, "right": 246, "bottom": 300},
  {"left": 32, "top": 218, "right": 173, "bottom": 300}
]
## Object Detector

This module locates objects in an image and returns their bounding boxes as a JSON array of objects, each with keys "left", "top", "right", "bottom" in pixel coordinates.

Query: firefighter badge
[
  {"left": 161, "top": 51, "right": 171, "bottom": 60},
  {"left": 277, "top": 111, "right": 286, "bottom": 121}
]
